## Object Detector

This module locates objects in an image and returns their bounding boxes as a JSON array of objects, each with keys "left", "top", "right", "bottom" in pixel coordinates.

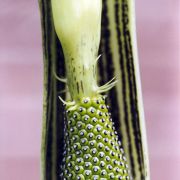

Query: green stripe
[
  {"left": 38, "top": 0, "right": 66, "bottom": 179},
  {"left": 102, "top": 0, "right": 135, "bottom": 177},
  {"left": 38, "top": 0, "right": 150, "bottom": 180},
  {"left": 98, "top": 0, "right": 149, "bottom": 179}
]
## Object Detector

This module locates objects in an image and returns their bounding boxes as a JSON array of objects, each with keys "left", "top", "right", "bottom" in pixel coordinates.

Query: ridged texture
[
  {"left": 38, "top": 0, "right": 149, "bottom": 180},
  {"left": 61, "top": 95, "right": 130, "bottom": 179}
]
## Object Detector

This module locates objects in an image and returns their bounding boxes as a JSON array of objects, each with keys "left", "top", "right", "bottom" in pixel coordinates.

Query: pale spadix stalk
[{"left": 52, "top": 0, "right": 102, "bottom": 101}]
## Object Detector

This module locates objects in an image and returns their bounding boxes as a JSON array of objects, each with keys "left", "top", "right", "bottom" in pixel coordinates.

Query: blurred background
[{"left": 0, "top": 0, "right": 179, "bottom": 179}]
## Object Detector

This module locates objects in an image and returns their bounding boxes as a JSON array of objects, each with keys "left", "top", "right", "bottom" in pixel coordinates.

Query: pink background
[{"left": 0, "top": 0, "right": 179, "bottom": 179}]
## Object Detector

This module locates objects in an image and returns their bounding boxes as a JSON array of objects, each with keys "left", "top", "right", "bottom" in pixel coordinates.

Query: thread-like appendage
[{"left": 60, "top": 95, "right": 130, "bottom": 179}]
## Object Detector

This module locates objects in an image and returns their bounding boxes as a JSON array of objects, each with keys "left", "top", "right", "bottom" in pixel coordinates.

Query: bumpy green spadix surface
[{"left": 61, "top": 95, "right": 130, "bottom": 180}]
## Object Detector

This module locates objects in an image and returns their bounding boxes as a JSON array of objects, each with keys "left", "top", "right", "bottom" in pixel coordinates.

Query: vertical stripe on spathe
[{"left": 38, "top": 0, "right": 150, "bottom": 180}]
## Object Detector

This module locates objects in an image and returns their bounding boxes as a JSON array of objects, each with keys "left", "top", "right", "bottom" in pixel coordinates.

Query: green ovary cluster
[{"left": 61, "top": 95, "right": 130, "bottom": 180}]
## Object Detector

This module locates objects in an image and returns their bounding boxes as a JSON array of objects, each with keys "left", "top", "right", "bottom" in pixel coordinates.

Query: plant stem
[{"left": 51, "top": 0, "right": 102, "bottom": 101}]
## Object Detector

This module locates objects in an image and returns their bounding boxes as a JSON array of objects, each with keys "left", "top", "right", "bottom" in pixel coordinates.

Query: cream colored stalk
[{"left": 52, "top": 0, "right": 104, "bottom": 101}]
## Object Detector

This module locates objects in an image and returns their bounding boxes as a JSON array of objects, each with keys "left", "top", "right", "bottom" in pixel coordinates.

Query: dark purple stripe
[
  {"left": 101, "top": 0, "right": 123, "bottom": 142},
  {"left": 122, "top": 0, "right": 145, "bottom": 179},
  {"left": 115, "top": 0, "right": 135, "bottom": 177}
]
